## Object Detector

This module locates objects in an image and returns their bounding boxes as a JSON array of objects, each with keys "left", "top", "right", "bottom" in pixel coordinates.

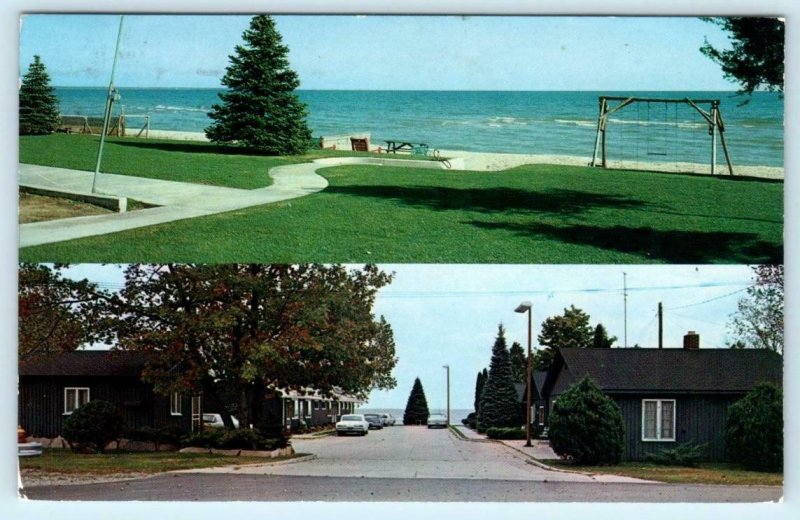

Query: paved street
[{"left": 21, "top": 426, "right": 782, "bottom": 502}]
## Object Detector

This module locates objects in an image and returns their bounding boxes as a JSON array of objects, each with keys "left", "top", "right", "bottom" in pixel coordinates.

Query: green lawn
[
  {"left": 548, "top": 460, "right": 783, "bottom": 486},
  {"left": 19, "top": 137, "right": 783, "bottom": 264},
  {"left": 19, "top": 448, "right": 296, "bottom": 475},
  {"left": 19, "top": 134, "right": 411, "bottom": 190}
]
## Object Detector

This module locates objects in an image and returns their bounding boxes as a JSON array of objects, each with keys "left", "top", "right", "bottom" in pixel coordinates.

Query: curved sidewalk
[{"left": 20, "top": 157, "right": 449, "bottom": 248}]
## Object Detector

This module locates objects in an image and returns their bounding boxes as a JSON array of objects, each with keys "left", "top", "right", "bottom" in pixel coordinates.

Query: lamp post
[
  {"left": 442, "top": 365, "right": 450, "bottom": 427},
  {"left": 515, "top": 301, "right": 533, "bottom": 447}
]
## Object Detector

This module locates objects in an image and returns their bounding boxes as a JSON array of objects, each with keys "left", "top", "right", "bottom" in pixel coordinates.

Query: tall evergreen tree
[
  {"left": 473, "top": 369, "right": 487, "bottom": 413},
  {"left": 403, "top": 377, "right": 430, "bottom": 425},
  {"left": 19, "top": 55, "right": 61, "bottom": 135},
  {"left": 592, "top": 323, "right": 617, "bottom": 349},
  {"left": 206, "top": 15, "right": 312, "bottom": 155},
  {"left": 477, "top": 324, "right": 520, "bottom": 431},
  {"left": 508, "top": 341, "right": 526, "bottom": 382}
]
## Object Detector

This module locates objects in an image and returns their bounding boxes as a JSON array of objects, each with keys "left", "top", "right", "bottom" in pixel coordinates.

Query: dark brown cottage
[
  {"left": 540, "top": 334, "right": 782, "bottom": 461},
  {"left": 18, "top": 350, "right": 192, "bottom": 438}
]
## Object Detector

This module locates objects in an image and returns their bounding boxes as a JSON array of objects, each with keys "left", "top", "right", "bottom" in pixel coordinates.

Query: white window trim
[
  {"left": 64, "top": 387, "right": 90, "bottom": 415},
  {"left": 170, "top": 391, "right": 182, "bottom": 416},
  {"left": 641, "top": 399, "right": 676, "bottom": 442}
]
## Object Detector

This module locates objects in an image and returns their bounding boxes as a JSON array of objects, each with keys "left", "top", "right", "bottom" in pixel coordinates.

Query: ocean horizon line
[{"left": 52, "top": 86, "right": 748, "bottom": 94}]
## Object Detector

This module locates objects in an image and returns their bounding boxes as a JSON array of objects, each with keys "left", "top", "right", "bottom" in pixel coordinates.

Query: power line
[{"left": 664, "top": 287, "right": 747, "bottom": 311}]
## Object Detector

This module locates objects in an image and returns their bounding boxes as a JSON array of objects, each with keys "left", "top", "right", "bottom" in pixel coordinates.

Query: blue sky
[
  {"left": 19, "top": 15, "right": 739, "bottom": 90},
  {"left": 62, "top": 264, "right": 755, "bottom": 410}
]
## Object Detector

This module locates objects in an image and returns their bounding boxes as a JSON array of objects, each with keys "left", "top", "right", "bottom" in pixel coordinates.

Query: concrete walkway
[{"left": 19, "top": 156, "right": 454, "bottom": 248}]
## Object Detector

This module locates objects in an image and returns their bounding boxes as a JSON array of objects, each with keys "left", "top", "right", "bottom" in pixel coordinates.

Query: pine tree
[
  {"left": 403, "top": 377, "right": 430, "bottom": 426},
  {"left": 592, "top": 323, "right": 616, "bottom": 349},
  {"left": 477, "top": 324, "right": 520, "bottom": 431},
  {"left": 206, "top": 15, "right": 312, "bottom": 155},
  {"left": 509, "top": 341, "right": 527, "bottom": 382},
  {"left": 19, "top": 55, "right": 61, "bottom": 135},
  {"left": 473, "top": 370, "right": 486, "bottom": 413}
]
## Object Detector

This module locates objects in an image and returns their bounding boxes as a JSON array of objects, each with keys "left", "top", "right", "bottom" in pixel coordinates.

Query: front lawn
[
  {"left": 19, "top": 157, "right": 783, "bottom": 264},
  {"left": 19, "top": 448, "right": 295, "bottom": 475},
  {"left": 549, "top": 460, "right": 783, "bottom": 486}
]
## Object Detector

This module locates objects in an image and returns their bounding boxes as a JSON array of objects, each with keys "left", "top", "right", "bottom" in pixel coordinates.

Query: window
[
  {"left": 170, "top": 391, "right": 182, "bottom": 416},
  {"left": 64, "top": 387, "right": 90, "bottom": 414},
  {"left": 642, "top": 399, "right": 676, "bottom": 441}
]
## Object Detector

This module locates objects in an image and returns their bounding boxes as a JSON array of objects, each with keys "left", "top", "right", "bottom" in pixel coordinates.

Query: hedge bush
[
  {"left": 182, "top": 428, "right": 289, "bottom": 451},
  {"left": 62, "top": 400, "right": 126, "bottom": 453},
  {"left": 486, "top": 427, "right": 526, "bottom": 440},
  {"left": 549, "top": 377, "right": 625, "bottom": 465},
  {"left": 125, "top": 425, "right": 186, "bottom": 450},
  {"left": 645, "top": 442, "right": 707, "bottom": 467},
  {"left": 725, "top": 382, "right": 783, "bottom": 472}
]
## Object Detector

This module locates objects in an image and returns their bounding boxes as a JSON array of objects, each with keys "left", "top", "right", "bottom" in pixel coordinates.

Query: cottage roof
[
  {"left": 548, "top": 348, "right": 782, "bottom": 395},
  {"left": 19, "top": 350, "right": 150, "bottom": 377}
]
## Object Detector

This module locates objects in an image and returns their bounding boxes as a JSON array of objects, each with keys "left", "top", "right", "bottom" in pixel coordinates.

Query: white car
[
  {"left": 381, "top": 413, "right": 396, "bottom": 426},
  {"left": 336, "top": 414, "right": 370, "bottom": 436},
  {"left": 427, "top": 414, "right": 448, "bottom": 429},
  {"left": 203, "top": 413, "right": 240, "bottom": 429}
]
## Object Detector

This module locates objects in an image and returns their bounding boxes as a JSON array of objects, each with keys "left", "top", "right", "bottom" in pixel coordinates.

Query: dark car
[{"left": 363, "top": 413, "right": 384, "bottom": 430}]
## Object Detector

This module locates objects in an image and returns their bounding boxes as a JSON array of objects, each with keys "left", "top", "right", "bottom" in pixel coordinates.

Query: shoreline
[{"left": 139, "top": 130, "right": 784, "bottom": 180}]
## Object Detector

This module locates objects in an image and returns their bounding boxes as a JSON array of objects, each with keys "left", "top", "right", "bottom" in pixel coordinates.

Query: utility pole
[
  {"left": 623, "top": 272, "right": 628, "bottom": 348},
  {"left": 658, "top": 302, "right": 663, "bottom": 349},
  {"left": 92, "top": 15, "right": 125, "bottom": 194},
  {"left": 442, "top": 365, "right": 450, "bottom": 427}
]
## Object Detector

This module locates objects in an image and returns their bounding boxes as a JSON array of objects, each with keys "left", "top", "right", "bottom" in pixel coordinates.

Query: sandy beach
[{"left": 139, "top": 130, "right": 784, "bottom": 180}]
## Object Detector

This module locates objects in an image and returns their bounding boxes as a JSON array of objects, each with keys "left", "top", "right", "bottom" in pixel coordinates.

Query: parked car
[
  {"left": 203, "top": 413, "right": 240, "bottom": 429},
  {"left": 363, "top": 413, "right": 384, "bottom": 430},
  {"left": 336, "top": 414, "right": 370, "bottom": 436},
  {"left": 381, "top": 413, "right": 396, "bottom": 426},
  {"left": 427, "top": 414, "right": 448, "bottom": 429}
]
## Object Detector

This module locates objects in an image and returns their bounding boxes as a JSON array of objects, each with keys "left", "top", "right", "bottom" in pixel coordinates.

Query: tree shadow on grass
[
  {"left": 468, "top": 221, "right": 783, "bottom": 264},
  {"left": 109, "top": 139, "right": 268, "bottom": 157},
  {"left": 325, "top": 185, "right": 651, "bottom": 217}
]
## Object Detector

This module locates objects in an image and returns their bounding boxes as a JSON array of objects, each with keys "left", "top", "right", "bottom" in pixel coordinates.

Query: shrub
[
  {"left": 549, "top": 377, "right": 625, "bottom": 465},
  {"left": 725, "top": 382, "right": 783, "bottom": 472},
  {"left": 62, "top": 400, "right": 126, "bottom": 453},
  {"left": 462, "top": 412, "right": 477, "bottom": 429},
  {"left": 486, "top": 427, "right": 526, "bottom": 440},
  {"left": 645, "top": 442, "right": 707, "bottom": 467},
  {"left": 182, "top": 428, "right": 289, "bottom": 451},
  {"left": 126, "top": 425, "right": 187, "bottom": 450}
]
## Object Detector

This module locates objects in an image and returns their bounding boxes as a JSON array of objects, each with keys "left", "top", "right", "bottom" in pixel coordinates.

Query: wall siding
[
  {"left": 19, "top": 376, "right": 191, "bottom": 438},
  {"left": 613, "top": 394, "right": 742, "bottom": 461}
]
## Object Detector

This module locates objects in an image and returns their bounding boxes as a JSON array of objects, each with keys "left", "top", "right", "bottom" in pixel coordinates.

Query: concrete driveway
[{"left": 183, "top": 426, "right": 649, "bottom": 483}]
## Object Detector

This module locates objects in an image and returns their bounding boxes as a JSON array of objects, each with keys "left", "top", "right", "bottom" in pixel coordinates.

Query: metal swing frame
[{"left": 590, "top": 96, "right": 734, "bottom": 175}]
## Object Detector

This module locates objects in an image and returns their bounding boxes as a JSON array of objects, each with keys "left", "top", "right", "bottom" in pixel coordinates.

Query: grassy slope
[{"left": 19, "top": 159, "right": 783, "bottom": 264}]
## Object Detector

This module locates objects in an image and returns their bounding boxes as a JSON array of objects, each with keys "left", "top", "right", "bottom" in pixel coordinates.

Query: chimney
[{"left": 683, "top": 331, "right": 700, "bottom": 350}]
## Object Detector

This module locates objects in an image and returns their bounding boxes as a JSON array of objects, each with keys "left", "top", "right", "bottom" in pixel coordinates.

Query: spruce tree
[
  {"left": 403, "top": 377, "right": 430, "bottom": 425},
  {"left": 509, "top": 341, "right": 527, "bottom": 382},
  {"left": 592, "top": 323, "right": 617, "bottom": 349},
  {"left": 477, "top": 324, "right": 520, "bottom": 431},
  {"left": 473, "top": 370, "right": 486, "bottom": 413},
  {"left": 206, "top": 15, "right": 312, "bottom": 155},
  {"left": 19, "top": 55, "right": 61, "bottom": 135}
]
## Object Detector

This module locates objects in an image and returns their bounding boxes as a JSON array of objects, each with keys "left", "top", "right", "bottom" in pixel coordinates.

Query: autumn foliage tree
[
  {"left": 18, "top": 264, "right": 108, "bottom": 361},
  {"left": 109, "top": 264, "right": 397, "bottom": 429}
]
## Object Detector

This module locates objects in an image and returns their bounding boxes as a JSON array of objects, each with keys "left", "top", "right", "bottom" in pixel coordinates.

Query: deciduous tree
[
  {"left": 110, "top": 264, "right": 397, "bottom": 429},
  {"left": 19, "top": 55, "right": 61, "bottom": 135},
  {"left": 206, "top": 15, "right": 312, "bottom": 154},
  {"left": 535, "top": 305, "right": 593, "bottom": 370},
  {"left": 18, "top": 264, "right": 108, "bottom": 361},
  {"left": 728, "top": 265, "right": 783, "bottom": 355}
]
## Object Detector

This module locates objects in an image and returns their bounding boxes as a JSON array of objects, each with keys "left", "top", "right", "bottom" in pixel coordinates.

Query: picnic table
[{"left": 384, "top": 140, "right": 429, "bottom": 155}]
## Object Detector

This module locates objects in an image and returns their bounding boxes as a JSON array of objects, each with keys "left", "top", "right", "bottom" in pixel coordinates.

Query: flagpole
[{"left": 92, "top": 15, "right": 124, "bottom": 194}]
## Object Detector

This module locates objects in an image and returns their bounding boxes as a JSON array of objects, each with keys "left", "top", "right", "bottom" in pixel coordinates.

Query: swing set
[{"left": 590, "top": 96, "right": 734, "bottom": 175}]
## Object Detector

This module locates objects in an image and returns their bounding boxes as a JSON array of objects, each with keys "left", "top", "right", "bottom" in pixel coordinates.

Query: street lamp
[
  {"left": 515, "top": 301, "right": 533, "bottom": 447},
  {"left": 442, "top": 365, "right": 450, "bottom": 427}
]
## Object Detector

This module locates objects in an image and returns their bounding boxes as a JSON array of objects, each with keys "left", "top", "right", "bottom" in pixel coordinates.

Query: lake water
[
  {"left": 356, "top": 408, "right": 472, "bottom": 426},
  {"left": 54, "top": 88, "right": 784, "bottom": 167}
]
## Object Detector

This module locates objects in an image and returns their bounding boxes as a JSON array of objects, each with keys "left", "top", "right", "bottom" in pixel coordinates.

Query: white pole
[
  {"left": 92, "top": 15, "right": 124, "bottom": 193},
  {"left": 710, "top": 103, "right": 718, "bottom": 176}
]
